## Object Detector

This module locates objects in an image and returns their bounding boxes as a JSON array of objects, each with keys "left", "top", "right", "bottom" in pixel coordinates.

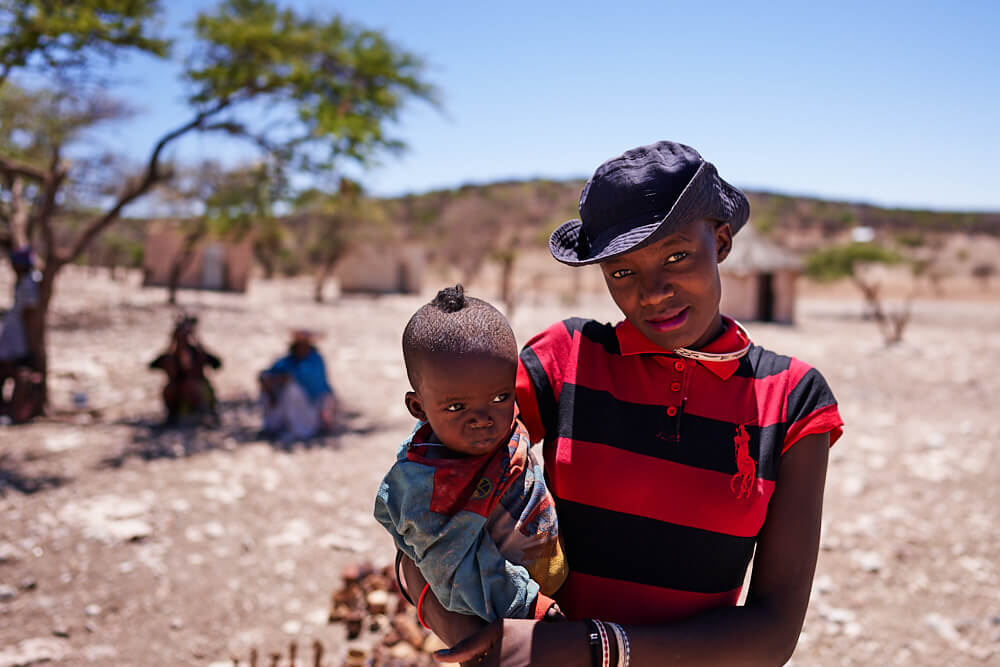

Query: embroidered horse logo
[
  {"left": 730, "top": 424, "right": 757, "bottom": 499},
  {"left": 472, "top": 477, "right": 493, "bottom": 500}
]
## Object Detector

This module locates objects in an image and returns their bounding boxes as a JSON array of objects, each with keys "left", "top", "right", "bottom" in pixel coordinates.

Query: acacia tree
[
  {"left": 804, "top": 241, "right": 913, "bottom": 345},
  {"left": 0, "top": 0, "right": 436, "bottom": 402},
  {"left": 301, "top": 177, "right": 387, "bottom": 303},
  {"left": 153, "top": 160, "right": 283, "bottom": 304}
]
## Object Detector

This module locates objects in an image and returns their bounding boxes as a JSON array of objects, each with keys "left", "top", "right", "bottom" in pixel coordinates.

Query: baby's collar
[{"left": 615, "top": 315, "right": 750, "bottom": 380}]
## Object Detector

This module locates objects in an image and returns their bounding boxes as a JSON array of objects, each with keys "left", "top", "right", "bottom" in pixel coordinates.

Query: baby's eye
[
  {"left": 492, "top": 393, "right": 510, "bottom": 403},
  {"left": 445, "top": 403, "right": 465, "bottom": 412},
  {"left": 665, "top": 251, "right": 689, "bottom": 264},
  {"left": 610, "top": 268, "right": 634, "bottom": 279}
]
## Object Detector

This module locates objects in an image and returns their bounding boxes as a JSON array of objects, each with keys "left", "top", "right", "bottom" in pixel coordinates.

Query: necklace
[{"left": 673, "top": 320, "right": 751, "bottom": 363}]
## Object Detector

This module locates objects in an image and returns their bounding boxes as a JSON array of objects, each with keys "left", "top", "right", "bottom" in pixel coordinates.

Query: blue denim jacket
[{"left": 374, "top": 419, "right": 566, "bottom": 621}]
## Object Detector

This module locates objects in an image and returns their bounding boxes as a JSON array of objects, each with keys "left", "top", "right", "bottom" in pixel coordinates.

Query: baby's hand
[{"left": 542, "top": 602, "right": 567, "bottom": 622}]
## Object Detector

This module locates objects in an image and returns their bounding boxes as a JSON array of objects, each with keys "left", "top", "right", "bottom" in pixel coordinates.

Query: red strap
[{"left": 416, "top": 583, "right": 432, "bottom": 630}]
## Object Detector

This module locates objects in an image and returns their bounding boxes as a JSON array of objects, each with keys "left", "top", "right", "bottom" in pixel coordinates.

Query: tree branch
[
  {"left": 8, "top": 176, "right": 30, "bottom": 248},
  {"left": 37, "top": 147, "right": 67, "bottom": 268},
  {"left": 63, "top": 100, "right": 231, "bottom": 264},
  {"left": 0, "top": 155, "right": 48, "bottom": 182}
]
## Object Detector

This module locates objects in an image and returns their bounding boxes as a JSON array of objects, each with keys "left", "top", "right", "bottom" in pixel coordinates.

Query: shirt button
[
  {"left": 674, "top": 360, "right": 685, "bottom": 372},
  {"left": 666, "top": 406, "right": 678, "bottom": 417},
  {"left": 670, "top": 382, "right": 681, "bottom": 392}
]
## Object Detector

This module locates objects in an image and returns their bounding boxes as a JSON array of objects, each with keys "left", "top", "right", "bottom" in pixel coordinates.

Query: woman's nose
[{"left": 639, "top": 273, "right": 674, "bottom": 306}]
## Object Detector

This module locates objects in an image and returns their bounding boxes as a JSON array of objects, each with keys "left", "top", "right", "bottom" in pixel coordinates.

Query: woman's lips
[{"left": 646, "top": 307, "right": 689, "bottom": 332}]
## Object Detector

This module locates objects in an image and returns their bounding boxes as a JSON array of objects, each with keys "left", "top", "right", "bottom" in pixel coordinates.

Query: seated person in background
[
  {"left": 0, "top": 247, "right": 44, "bottom": 423},
  {"left": 258, "top": 329, "right": 337, "bottom": 442},
  {"left": 149, "top": 314, "right": 222, "bottom": 424},
  {"left": 374, "top": 285, "right": 567, "bottom": 624}
]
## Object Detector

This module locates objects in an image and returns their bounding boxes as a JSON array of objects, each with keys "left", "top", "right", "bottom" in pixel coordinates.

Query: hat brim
[{"left": 549, "top": 162, "right": 749, "bottom": 266}]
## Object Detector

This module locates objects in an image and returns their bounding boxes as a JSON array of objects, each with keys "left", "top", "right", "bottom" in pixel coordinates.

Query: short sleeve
[{"left": 782, "top": 360, "right": 843, "bottom": 454}]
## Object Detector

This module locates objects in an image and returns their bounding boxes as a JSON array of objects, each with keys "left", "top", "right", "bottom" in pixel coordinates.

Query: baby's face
[{"left": 407, "top": 351, "right": 517, "bottom": 456}]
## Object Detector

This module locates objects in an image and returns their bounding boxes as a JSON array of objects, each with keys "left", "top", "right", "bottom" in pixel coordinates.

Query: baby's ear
[
  {"left": 715, "top": 222, "right": 734, "bottom": 262},
  {"left": 405, "top": 392, "right": 427, "bottom": 421}
]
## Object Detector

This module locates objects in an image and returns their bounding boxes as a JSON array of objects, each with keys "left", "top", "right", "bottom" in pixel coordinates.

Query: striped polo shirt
[{"left": 515, "top": 316, "right": 843, "bottom": 624}]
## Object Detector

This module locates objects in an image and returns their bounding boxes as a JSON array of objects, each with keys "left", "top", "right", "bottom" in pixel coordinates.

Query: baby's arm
[{"left": 374, "top": 461, "right": 548, "bottom": 621}]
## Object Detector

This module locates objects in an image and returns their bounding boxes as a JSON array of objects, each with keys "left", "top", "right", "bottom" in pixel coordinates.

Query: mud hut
[
  {"left": 720, "top": 224, "right": 802, "bottom": 324},
  {"left": 142, "top": 224, "right": 253, "bottom": 292},
  {"left": 335, "top": 242, "right": 424, "bottom": 294}
]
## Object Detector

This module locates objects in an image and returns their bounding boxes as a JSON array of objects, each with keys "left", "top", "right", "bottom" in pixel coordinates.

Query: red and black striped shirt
[{"left": 515, "top": 316, "right": 843, "bottom": 624}]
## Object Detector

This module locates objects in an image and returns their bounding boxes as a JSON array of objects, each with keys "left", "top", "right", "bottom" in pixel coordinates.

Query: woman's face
[{"left": 599, "top": 218, "right": 732, "bottom": 351}]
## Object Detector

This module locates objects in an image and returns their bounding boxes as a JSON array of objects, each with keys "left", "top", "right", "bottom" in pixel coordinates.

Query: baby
[{"left": 374, "top": 285, "right": 566, "bottom": 621}]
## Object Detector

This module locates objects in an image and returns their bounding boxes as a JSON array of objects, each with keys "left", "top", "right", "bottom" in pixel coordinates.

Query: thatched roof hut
[{"left": 720, "top": 224, "right": 802, "bottom": 324}]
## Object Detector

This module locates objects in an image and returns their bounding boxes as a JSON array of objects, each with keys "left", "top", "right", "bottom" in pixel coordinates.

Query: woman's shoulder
[
  {"left": 523, "top": 317, "right": 618, "bottom": 352},
  {"left": 744, "top": 342, "right": 836, "bottom": 396}
]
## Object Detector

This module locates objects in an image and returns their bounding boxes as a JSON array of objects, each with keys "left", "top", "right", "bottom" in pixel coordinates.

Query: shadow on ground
[
  {"left": 100, "top": 397, "right": 377, "bottom": 468},
  {"left": 0, "top": 453, "right": 68, "bottom": 495}
]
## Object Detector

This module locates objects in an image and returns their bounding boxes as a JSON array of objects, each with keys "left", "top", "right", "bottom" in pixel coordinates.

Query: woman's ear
[
  {"left": 715, "top": 222, "right": 734, "bottom": 262},
  {"left": 405, "top": 391, "right": 427, "bottom": 421}
]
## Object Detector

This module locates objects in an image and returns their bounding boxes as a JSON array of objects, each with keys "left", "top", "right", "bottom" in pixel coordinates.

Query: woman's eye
[
  {"left": 492, "top": 393, "right": 510, "bottom": 403},
  {"left": 445, "top": 403, "right": 464, "bottom": 412},
  {"left": 665, "top": 251, "right": 688, "bottom": 264},
  {"left": 610, "top": 268, "right": 634, "bottom": 279}
]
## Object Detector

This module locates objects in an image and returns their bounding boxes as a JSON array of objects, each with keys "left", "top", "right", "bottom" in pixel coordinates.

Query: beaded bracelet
[
  {"left": 607, "top": 622, "right": 630, "bottom": 667},
  {"left": 587, "top": 619, "right": 610, "bottom": 667}
]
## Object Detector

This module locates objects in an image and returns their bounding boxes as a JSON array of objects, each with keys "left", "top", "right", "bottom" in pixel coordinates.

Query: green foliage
[
  {"left": 1, "top": 0, "right": 437, "bottom": 271},
  {"left": 201, "top": 162, "right": 280, "bottom": 237},
  {"left": 185, "top": 0, "right": 438, "bottom": 173},
  {"left": 0, "top": 0, "right": 169, "bottom": 84},
  {"left": 895, "top": 231, "right": 926, "bottom": 248},
  {"left": 804, "top": 242, "right": 903, "bottom": 282},
  {"left": 0, "top": 82, "right": 129, "bottom": 168},
  {"left": 299, "top": 177, "right": 386, "bottom": 270}
]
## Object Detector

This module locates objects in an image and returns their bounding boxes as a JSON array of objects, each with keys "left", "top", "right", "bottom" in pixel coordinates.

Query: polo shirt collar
[{"left": 615, "top": 315, "right": 750, "bottom": 380}]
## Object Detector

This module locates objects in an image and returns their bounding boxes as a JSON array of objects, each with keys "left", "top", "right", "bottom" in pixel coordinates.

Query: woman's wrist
[{"left": 584, "top": 619, "right": 623, "bottom": 667}]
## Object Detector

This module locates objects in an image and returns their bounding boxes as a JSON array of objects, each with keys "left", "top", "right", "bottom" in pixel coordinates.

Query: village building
[
  {"left": 142, "top": 223, "right": 253, "bottom": 292},
  {"left": 720, "top": 224, "right": 802, "bottom": 324},
  {"left": 335, "top": 242, "right": 424, "bottom": 294}
]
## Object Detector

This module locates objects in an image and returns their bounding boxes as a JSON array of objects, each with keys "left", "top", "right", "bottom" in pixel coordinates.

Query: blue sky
[{"left": 80, "top": 1, "right": 999, "bottom": 211}]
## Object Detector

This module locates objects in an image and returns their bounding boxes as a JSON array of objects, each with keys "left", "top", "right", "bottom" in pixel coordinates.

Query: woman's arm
[
  {"left": 400, "top": 554, "right": 590, "bottom": 667},
  {"left": 439, "top": 432, "right": 831, "bottom": 666}
]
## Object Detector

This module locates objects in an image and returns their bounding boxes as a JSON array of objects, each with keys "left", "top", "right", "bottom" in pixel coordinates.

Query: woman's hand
[
  {"left": 432, "top": 619, "right": 503, "bottom": 665},
  {"left": 433, "top": 618, "right": 591, "bottom": 667},
  {"left": 398, "top": 552, "right": 590, "bottom": 666}
]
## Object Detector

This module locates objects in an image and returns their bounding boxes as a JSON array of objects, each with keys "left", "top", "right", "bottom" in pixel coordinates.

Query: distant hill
[
  {"left": 94, "top": 179, "right": 1000, "bottom": 276},
  {"left": 367, "top": 179, "right": 1000, "bottom": 271},
  {"left": 380, "top": 179, "right": 1000, "bottom": 241}
]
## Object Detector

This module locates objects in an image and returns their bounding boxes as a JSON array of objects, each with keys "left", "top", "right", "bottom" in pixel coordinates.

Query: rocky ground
[{"left": 1, "top": 266, "right": 998, "bottom": 666}]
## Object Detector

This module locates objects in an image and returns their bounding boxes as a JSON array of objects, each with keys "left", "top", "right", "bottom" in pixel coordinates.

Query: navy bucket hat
[{"left": 549, "top": 141, "right": 750, "bottom": 266}]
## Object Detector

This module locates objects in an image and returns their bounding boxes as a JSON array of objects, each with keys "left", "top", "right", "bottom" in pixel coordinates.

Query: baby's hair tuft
[
  {"left": 402, "top": 284, "right": 517, "bottom": 388},
  {"left": 430, "top": 284, "right": 467, "bottom": 313}
]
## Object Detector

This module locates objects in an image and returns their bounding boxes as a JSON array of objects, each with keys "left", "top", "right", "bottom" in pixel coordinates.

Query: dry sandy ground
[{"left": 1, "top": 266, "right": 999, "bottom": 666}]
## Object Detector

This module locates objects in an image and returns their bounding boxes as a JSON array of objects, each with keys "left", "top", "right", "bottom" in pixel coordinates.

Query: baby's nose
[{"left": 469, "top": 412, "right": 494, "bottom": 428}]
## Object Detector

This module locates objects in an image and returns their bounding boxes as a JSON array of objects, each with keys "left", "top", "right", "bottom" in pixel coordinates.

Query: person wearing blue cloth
[{"left": 258, "top": 329, "right": 337, "bottom": 442}]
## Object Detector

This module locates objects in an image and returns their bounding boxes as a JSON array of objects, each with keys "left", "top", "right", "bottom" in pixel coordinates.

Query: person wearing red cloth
[{"left": 400, "top": 141, "right": 843, "bottom": 666}]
